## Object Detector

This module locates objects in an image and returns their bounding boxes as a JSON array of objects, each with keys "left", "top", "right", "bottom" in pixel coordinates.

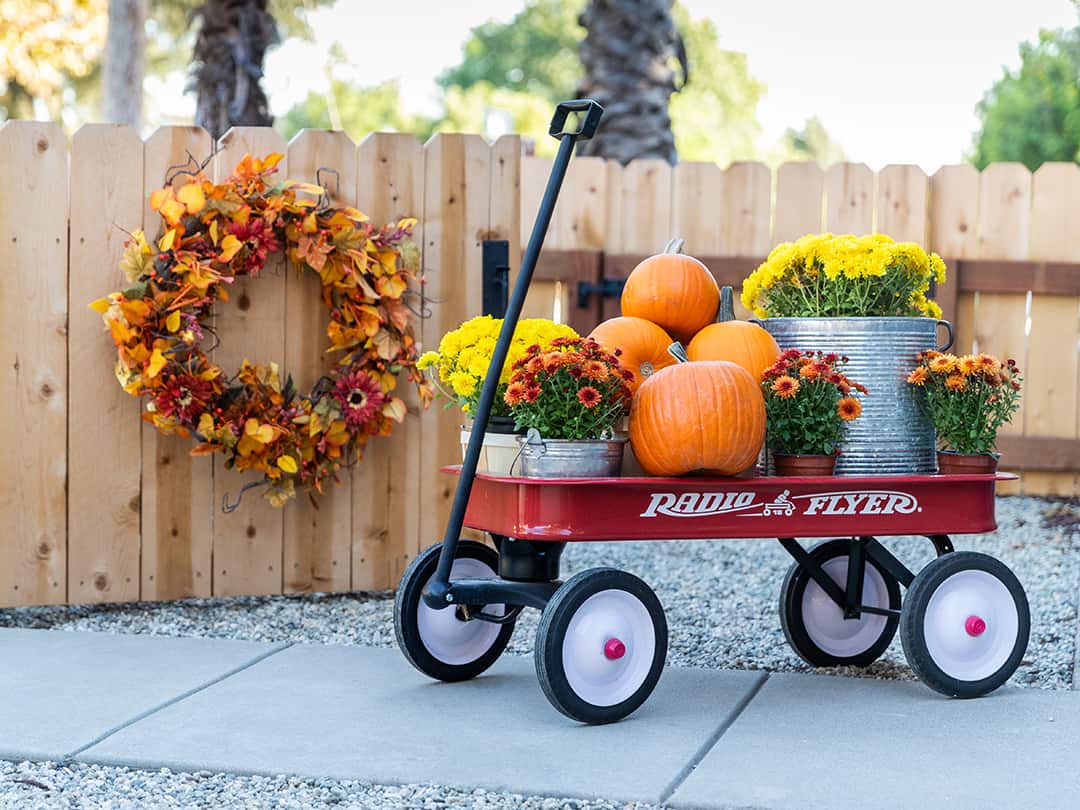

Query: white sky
[{"left": 153, "top": 0, "right": 1078, "bottom": 172}]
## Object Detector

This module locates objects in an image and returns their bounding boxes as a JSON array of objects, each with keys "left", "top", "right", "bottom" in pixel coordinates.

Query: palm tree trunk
[
  {"left": 189, "top": 0, "right": 279, "bottom": 139},
  {"left": 576, "top": 0, "right": 687, "bottom": 164},
  {"left": 103, "top": 0, "right": 147, "bottom": 127}
]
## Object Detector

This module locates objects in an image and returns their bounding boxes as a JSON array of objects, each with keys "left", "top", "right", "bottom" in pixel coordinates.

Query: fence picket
[
  {"left": 418, "top": 135, "right": 492, "bottom": 556},
  {"left": 672, "top": 162, "right": 724, "bottom": 254},
  {"left": 352, "top": 133, "right": 426, "bottom": 590},
  {"left": 876, "top": 165, "right": 928, "bottom": 243},
  {"left": 825, "top": 163, "right": 874, "bottom": 234},
  {"left": 975, "top": 163, "right": 1032, "bottom": 494},
  {"left": 210, "top": 127, "right": 288, "bottom": 596},
  {"left": 773, "top": 162, "right": 824, "bottom": 243},
  {"left": 140, "top": 126, "right": 214, "bottom": 600},
  {"left": 282, "top": 130, "right": 357, "bottom": 593},
  {"left": 1023, "top": 163, "right": 1080, "bottom": 496},
  {"left": 0, "top": 122, "right": 68, "bottom": 607},
  {"left": 928, "top": 165, "right": 980, "bottom": 351},
  {"left": 68, "top": 124, "right": 143, "bottom": 604}
]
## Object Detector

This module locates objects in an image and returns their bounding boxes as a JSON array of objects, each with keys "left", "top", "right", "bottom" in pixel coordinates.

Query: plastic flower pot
[
  {"left": 773, "top": 452, "right": 838, "bottom": 476},
  {"left": 936, "top": 450, "right": 999, "bottom": 475}
]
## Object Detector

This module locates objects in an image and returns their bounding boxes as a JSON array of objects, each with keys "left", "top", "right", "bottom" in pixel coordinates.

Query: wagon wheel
[
  {"left": 780, "top": 538, "right": 902, "bottom": 668},
  {"left": 900, "top": 551, "right": 1029, "bottom": 698},
  {"left": 394, "top": 541, "right": 516, "bottom": 682},
  {"left": 535, "top": 568, "right": 667, "bottom": 724}
]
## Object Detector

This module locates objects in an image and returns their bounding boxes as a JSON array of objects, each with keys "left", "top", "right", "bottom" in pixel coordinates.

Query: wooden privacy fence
[
  {"left": 0, "top": 121, "right": 519, "bottom": 608},
  {"left": 521, "top": 156, "right": 1080, "bottom": 498},
  {"left": 1, "top": 118, "right": 1078, "bottom": 609}
]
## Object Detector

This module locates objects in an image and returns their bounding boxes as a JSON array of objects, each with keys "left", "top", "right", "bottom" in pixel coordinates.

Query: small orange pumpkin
[
  {"left": 589, "top": 316, "right": 675, "bottom": 393},
  {"left": 629, "top": 351, "right": 765, "bottom": 477},
  {"left": 687, "top": 286, "right": 781, "bottom": 382},
  {"left": 620, "top": 238, "right": 719, "bottom": 343}
]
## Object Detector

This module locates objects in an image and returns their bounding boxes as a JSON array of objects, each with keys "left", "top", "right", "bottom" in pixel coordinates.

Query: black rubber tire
[
  {"left": 534, "top": 568, "right": 667, "bottom": 724},
  {"left": 394, "top": 541, "right": 515, "bottom": 682},
  {"left": 780, "top": 538, "right": 902, "bottom": 668},
  {"left": 900, "top": 551, "right": 1029, "bottom": 698}
]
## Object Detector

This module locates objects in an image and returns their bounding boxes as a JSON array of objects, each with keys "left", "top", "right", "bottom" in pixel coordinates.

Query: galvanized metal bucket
[
  {"left": 759, "top": 317, "right": 953, "bottom": 475},
  {"left": 517, "top": 428, "right": 626, "bottom": 478}
]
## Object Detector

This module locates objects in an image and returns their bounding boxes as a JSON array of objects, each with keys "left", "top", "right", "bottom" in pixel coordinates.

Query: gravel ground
[
  {"left": 0, "top": 761, "right": 658, "bottom": 810},
  {"left": 1, "top": 495, "right": 1077, "bottom": 809},
  {"left": 4, "top": 496, "right": 1079, "bottom": 688}
]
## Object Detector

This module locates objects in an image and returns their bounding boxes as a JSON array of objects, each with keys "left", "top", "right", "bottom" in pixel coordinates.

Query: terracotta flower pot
[
  {"left": 773, "top": 453, "right": 837, "bottom": 476},
  {"left": 936, "top": 451, "right": 999, "bottom": 475}
]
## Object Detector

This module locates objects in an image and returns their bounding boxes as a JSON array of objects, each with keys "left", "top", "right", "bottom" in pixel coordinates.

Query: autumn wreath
[{"left": 92, "top": 153, "right": 432, "bottom": 507}]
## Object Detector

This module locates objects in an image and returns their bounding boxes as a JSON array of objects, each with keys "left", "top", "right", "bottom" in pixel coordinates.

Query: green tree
[
  {"left": 279, "top": 77, "right": 436, "bottom": 142},
  {"left": 436, "top": 0, "right": 583, "bottom": 101},
  {"left": 436, "top": 0, "right": 765, "bottom": 163},
  {"left": 771, "top": 116, "right": 847, "bottom": 166},
  {"left": 971, "top": 23, "right": 1080, "bottom": 170}
]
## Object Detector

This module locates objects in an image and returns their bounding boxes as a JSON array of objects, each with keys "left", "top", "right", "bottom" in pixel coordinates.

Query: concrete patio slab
[
  {"left": 669, "top": 672, "right": 1080, "bottom": 810},
  {"left": 77, "top": 643, "right": 765, "bottom": 805},
  {"left": 0, "top": 628, "right": 284, "bottom": 761}
]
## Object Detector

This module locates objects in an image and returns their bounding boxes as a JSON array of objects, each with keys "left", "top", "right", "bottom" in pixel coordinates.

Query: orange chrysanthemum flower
[
  {"left": 907, "top": 367, "right": 929, "bottom": 386},
  {"left": 929, "top": 355, "right": 957, "bottom": 374},
  {"left": 975, "top": 353, "right": 1001, "bottom": 374},
  {"left": 945, "top": 373, "right": 966, "bottom": 391},
  {"left": 577, "top": 386, "right": 601, "bottom": 408},
  {"left": 837, "top": 396, "right": 862, "bottom": 421},
  {"left": 771, "top": 375, "right": 800, "bottom": 399},
  {"left": 799, "top": 364, "right": 819, "bottom": 380},
  {"left": 504, "top": 382, "right": 527, "bottom": 406},
  {"left": 957, "top": 355, "right": 980, "bottom": 376},
  {"left": 584, "top": 360, "right": 609, "bottom": 381}
]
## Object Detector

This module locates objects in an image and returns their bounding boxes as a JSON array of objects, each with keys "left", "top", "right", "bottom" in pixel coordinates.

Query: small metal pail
[
  {"left": 518, "top": 428, "right": 627, "bottom": 478},
  {"left": 760, "top": 317, "right": 953, "bottom": 475}
]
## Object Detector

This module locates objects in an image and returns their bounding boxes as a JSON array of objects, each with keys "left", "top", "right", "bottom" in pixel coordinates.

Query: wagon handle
[
  {"left": 548, "top": 99, "right": 604, "bottom": 141},
  {"left": 423, "top": 100, "right": 604, "bottom": 609},
  {"left": 936, "top": 319, "right": 954, "bottom": 352}
]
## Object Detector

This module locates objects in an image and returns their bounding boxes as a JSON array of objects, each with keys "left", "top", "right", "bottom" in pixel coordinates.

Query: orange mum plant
[
  {"left": 91, "top": 153, "right": 431, "bottom": 506},
  {"left": 907, "top": 351, "right": 1021, "bottom": 455},
  {"left": 760, "top": 349, "right": 867, "bottom": 456}
]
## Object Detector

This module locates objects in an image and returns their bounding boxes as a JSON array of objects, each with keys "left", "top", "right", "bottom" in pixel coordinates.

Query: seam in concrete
[
  {"left": 62, "top": 641, "right": 295, "bottom": 760},
  {"left": 657, "top": 671, "right": 769, "bottom": 805}
]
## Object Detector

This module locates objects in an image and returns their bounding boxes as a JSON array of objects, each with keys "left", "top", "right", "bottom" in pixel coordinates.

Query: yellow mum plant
[
  {"left": 417, "top": 316, "right": 577, "bottom": 417},
  {"left": 742, "top": 233, "right": 947, "bottom": 320}
]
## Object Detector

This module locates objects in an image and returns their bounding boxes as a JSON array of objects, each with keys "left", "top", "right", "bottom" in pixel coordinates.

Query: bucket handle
[
  {"left": 509, "top": 428, "right": 544, "bottom": 475},
  {"left": 936, "top": 319, "right": 954, "bottom": 352}
]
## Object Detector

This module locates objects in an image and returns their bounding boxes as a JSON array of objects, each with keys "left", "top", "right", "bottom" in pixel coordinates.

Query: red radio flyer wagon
[{"left": 393, "top": 101, "right": 1030, "bottom": 724}]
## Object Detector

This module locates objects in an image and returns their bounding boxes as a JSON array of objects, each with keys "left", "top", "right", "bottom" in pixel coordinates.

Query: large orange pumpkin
[
  {"left": 589, "top": 316, "right": 675, "bottom": 393},
  {"left": 687, "top": 286, "right": 780, "bottom": 382},
  {"left": 620, "top": 238, "right": 719, "bottom": 343},
  {"left": 629, "top": 358, "right": 765, "bottom": 477}
]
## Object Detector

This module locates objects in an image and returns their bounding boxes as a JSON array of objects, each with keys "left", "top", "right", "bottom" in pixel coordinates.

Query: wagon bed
[{"left": 446, "top": 466, "right": 1015, "bottom": 542}]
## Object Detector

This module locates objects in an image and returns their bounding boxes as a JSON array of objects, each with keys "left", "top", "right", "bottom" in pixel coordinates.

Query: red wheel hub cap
[
  {"left": 965, "top": 615, "right": 987, "bottom": 637},
  {"left": 604, "top": 638, "right": 626, "bottom": 660}
]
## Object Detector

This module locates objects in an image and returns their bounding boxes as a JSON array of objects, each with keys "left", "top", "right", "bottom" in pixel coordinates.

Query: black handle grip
[{"left": 549, "top": 99, "right": 604, "bottom": 141}]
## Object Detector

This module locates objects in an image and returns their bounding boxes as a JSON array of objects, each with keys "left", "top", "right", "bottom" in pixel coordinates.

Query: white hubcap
[
  {"left": 923, "top": 570, "right": 1018, "bottom": 681},
  {"left": 562, "top": 589, "right": 655, "bottom": 707},
  {"left": 416, "top": 557, "right": 503, "bottom": 665},
  {"left": 802, "top": 556, "right": 890, "bottom": 658}
]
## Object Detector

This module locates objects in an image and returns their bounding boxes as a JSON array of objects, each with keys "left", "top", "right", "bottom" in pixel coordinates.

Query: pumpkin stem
[
  {"left": 667, "top": 342, "right": 690, "bottom": 363},
  {"left": 718, "top": 286, "right": 735, "bottom": 322},
  {"left": 662, "top": 237, "right": 685, "bottom": 255}
]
